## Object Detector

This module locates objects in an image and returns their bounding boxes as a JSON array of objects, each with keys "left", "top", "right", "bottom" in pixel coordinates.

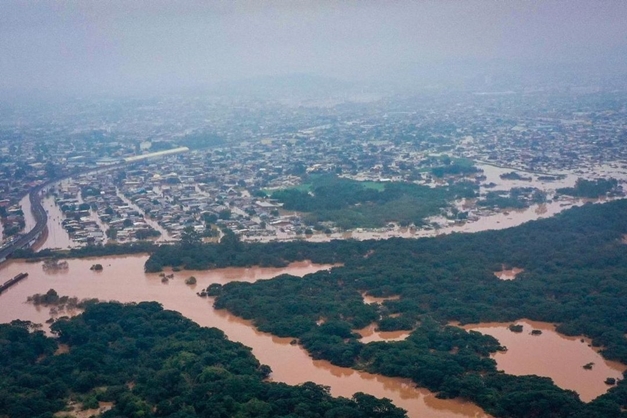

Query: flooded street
[
  {"left": 19, "top": 193, "right": 37, "bottom": 232},
  {"left": 362, "top": 293, "right": 401, "bottom": 304},
  {"left": 474, "top": 163, "right": 576, "bottom": 192},
  {"left": 0, "top": 255, "right": 488, "bottom": 418},
  {"left": 38, "top": 194, "right": 76, "bottom": 250},
  {"left": 19, "top": 161, "right": 626, "bottom": 250},
  {"left": 249, "top": 199, "right": 582, "bottom": 243},
  {"left": 461, "top": 320, "right": 626, "bottom": 402},
  {"left": 116, "top": 188, "right": 174, "bottom": 242}
]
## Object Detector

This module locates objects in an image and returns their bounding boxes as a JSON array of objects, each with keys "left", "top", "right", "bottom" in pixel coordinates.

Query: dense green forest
[
  {"left": 145, "top": 229, "right": 361, "bottom": 272},
  {"left": 557, "top": 178, "right": 620, "bottom": 198},
  {"left": 204, "top": 200, "right": 627, "bottom": 417},
  {"left": 270, "top": 174, "right": 477, "bottom": 228},
  {"left": 0, "top": 302, "right": 405, "bottom": 418},
  {"left": 15, "top": 198, "right": 627, "bottom": 417},
  {"left": 13, "top": 241, "right": 157, "bottom": 261},
  {"left": 430, "top": 159, "right": 480, "bottom": 178}
]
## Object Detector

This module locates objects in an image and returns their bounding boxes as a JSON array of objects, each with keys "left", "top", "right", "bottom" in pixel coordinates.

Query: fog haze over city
[
  {"left": 2, "top": 0, "right": 627, "bottom": 96},
  {"left": 4, "top": 2, "right": 627, "bottom": 418}
]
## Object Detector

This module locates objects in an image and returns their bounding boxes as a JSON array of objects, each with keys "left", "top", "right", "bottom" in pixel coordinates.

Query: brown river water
[
  {"left": 493, "top": 267, "right": 524, "bottom": 281},
  {"left": 461, "top": 320, "right": 626, "bottom": 402},
  {"left": 0, "top": 255, "right": 488, "bottom": 418}
]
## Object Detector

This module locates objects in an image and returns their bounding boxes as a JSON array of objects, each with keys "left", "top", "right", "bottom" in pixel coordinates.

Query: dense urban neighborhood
[{"left": 1, "top": 91, "right": 625, "bottom": 249}]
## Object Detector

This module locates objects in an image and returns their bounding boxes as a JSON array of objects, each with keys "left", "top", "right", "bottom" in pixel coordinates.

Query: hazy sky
[{"left": 1, "top": 0, "right": 626, "bottom": 95}]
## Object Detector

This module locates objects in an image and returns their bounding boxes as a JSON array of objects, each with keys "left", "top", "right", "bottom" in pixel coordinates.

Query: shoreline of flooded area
[
  {"left": 0, "top": 255, "right": 489, "bottom": 418},
  {"left": 355, "top": 323, "right": 411, "bottom": 344},
  {"left": 17, "top": 160, "right": 626, "bottom": 250},
  {"left": 493, "top": 266, "right": 524, "bottom": 280},
  {"left": 459, "top": 319, "right": 627, "bottom": 402},
  {"left": 245, "top": 195, "right": 625, "bottom": 243}
]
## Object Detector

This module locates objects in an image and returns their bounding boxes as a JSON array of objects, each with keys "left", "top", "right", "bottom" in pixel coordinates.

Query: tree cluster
[
  {"left": 145, "top": 233, "right": 362, "bottom": 272},
  {"left": 13, "top": 241, "right": 158, "bottom": 261},
  {"left": 0, "top": 301, "right": 406, "bottom": 418},
  {"left": 271, "top": 174, "right": 477, "bottom": 229},
  {"left": 557, "top": 178, "right": 619, "bottom": 198},
  {"left": 211, "top": 200, "right": 627, "bottom": 417}
]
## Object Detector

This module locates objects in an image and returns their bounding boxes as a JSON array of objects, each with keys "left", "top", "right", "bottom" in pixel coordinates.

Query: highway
[
  {"left": 0, "top": 184, "right": 48, "bottom": 263},
  {"left": 0, "top": 162, "right": 130, "bottom": 265},
  {"left": 0, "top": 152, "right": 188, "bottom": 265}
]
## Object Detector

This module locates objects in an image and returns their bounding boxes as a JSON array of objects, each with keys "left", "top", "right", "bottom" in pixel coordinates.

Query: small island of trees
[{"left": 508, "top": 324, "right": 524, "bottom": 333}]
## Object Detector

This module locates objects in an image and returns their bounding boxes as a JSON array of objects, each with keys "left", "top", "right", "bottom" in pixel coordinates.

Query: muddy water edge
[
  {"left": 460, "top": 320, "right": 626, "bottom": 402},
  {"left": 0, "top": 255, "right": 488, "bottom": 418}
]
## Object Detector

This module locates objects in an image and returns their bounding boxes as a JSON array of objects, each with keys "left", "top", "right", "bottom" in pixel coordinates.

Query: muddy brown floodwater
[
  {"left": 39, "top": 195, "right": 76, "bottom": 250},
  {"left": 461, "top": 320, "right": 627, "bottom": 402},
  {"left": 362, "top": 292, "right": 401, "bottom": 304},
  {"left": 355, "top": 323, "right": 411, "bottom": 344},
  {"left": 0, "top": 255, "right": 488, "bottom": 418},
  {"left": 493, "top": 267, "right": 524, "bottom": 280}
]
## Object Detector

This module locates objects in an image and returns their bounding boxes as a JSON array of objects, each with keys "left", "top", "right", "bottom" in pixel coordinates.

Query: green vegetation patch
[
  {"left": 557, "top": 178, "right": 619, "bottom": 198},
  {"left": 430, "top": 156, "right": 480, "bottom": 178},
  {"left": 144, "top": 229, "right": 362, "bottom": 272},
  {"left": 211, "top": 200, "right": 627, "bottom": 417},
  {"left": 360, "top": 181, "right": 386, "bottom": 191},
  {"left": 271, "top": 174, "right": 477, "bottom": 229},
  {"left": 0, "top": 301, "right": 405, "bottom": 418},
  {"left": 13, "top": 241, "right": 157, "bottom": 261}
]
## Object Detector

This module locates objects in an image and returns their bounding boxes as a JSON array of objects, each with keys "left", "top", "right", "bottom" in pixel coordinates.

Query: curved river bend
[{"left": 0, "top": 255, "right": 488, "bottom": 418}]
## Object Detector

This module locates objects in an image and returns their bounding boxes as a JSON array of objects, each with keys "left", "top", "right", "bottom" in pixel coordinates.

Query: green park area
[{"left": 270, "top": 173, "right": 477, "bottom": 229}]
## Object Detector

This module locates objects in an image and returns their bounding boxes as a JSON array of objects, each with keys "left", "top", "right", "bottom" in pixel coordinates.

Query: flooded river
[
  {"left": 461, "top": 320, "right": 626, "bottom": 402},
  {"left": 8, "top": 162, "right": 627, "bottom": 414},
  {"left": 0, "top": 255, "right": 488, "bottom": 418}
]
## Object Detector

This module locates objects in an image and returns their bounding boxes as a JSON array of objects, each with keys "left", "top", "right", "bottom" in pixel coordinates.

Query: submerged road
[
  {"left": 0, "top": 163, "right": 130, "bottom": 265},
  {"left": 0, "top": 185, "right": 48, "bottom": 263}
]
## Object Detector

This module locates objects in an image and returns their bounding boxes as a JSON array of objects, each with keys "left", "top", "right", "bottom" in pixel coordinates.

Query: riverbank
[
  {"left": 207, "top": 199, "right": 627, "bottom": 417},
  {"left": 0, "top": 254, "right": 488, "bottom": 418},
  {"left": 460, "top": 319, "right": 627, "bottom": 402}
]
